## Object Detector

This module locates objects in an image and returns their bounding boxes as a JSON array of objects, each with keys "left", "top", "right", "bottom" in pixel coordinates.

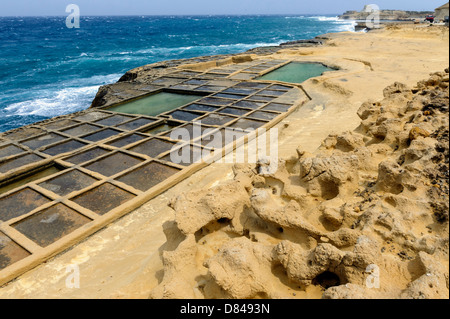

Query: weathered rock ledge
[
  {"left": 150, "top": 70, "right": 449, "bottom": 299},
  {"left": 339, "top": 9, "right": 433, "bottom": 21}
]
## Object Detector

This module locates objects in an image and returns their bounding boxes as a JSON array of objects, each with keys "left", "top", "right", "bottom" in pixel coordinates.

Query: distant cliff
[{"left": 339, "top": 8, "right": 433, "bottom": 21}]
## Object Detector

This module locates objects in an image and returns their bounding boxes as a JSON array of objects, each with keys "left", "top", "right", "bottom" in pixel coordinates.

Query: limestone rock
[
  {"left": 149, "top": 235, "right": 201, "bottom": 299},
  {"left": 151, "top": 71, "right": 449, "bottom": 300},
  {"left": 383, "top": 82, "right": 412, "bottom": 98},
  {"left": 299, "top": 154, "right": 360, "bottom": 199},
  {"left": 375, "top": 160, "right": 405, "bottom": 194},
  {"left": 171, "top": 181, "right": 250, "bottom": 235},
  {"left": 251, "top": 189, "right": 324, "bottom": 238},
  {"left": 409, "top": 127, "right": 431, "bottom": 141},
  {"left": 205, "top": 237, "right": 274, "bottom": 299},
  {"left": 273, "top": 241, "right": 345, "bottom": 286}
]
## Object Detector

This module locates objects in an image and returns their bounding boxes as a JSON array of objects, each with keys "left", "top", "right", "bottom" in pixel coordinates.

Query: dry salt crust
[{"left": 0, "top": 24, "right": 448, "bottom": 298}]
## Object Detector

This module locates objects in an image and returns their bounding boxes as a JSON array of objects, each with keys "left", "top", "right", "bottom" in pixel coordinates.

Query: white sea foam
[
  {"left": 310, "top": 16, "right": 340, "bottom": 21},
  {"left": 4, "top": 73, "right": 122, "bottom": 117},
  {"left": 309, "top": 16, "right": 356, "bottom": 32},
  {"left": 135, "top": 41, "right": 288, "bottom": 55},
  {"left": 335, "top": 20, "right": 357, "bottom": 32},
  {"left": 5, "top": 86, "right": 100, "bottom": 117},
  {"left": 63, "top": 73, "right": 122, "bottom": 87}
]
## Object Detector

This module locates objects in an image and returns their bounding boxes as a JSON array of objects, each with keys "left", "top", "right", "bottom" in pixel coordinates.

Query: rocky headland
[{"left": 339, "top": 7, "right": 433, "bottom": 21}]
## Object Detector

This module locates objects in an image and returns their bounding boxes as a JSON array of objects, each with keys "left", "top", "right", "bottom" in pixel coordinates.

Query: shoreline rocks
[{"left": 339, "top": 8, "right": 434, "bottom": 21}]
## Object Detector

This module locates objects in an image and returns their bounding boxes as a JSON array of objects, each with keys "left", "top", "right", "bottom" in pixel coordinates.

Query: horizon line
[
  {"left": 0, "top": 13, "right": 343, "bottom": 18},
  {"left": 0, "top": 7, "right": 437, "bottom": 18}
]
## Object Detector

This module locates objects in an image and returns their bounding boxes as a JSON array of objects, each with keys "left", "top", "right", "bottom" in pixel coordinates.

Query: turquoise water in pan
[
  {"left": 107, "top": 92, "right": 201, "bottom": 116},
  {"left": 257, "top": 62, "right": 335, "bottom": 83}
]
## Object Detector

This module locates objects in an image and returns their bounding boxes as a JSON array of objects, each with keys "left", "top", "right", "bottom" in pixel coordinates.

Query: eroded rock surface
[{"left": 150, "top": 70, "right": 449, "bottom": 299}]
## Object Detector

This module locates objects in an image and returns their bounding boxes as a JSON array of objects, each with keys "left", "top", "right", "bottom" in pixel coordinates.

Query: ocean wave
[
  {"left": 62, "top": 73, "right": 122, "bottom": 88},
  {"left": 4, "top": 85, "right": 100, "bottom": 117},
  {"left": 335, "top": 20, "right": 357, "bottom": 32},
  {"left": 135, "top": 41, "right": 287, "bottom": 55},
  {"left": 3, "top": 72, "right": 122, "bottom": 117},
  {"left": 308, "top": 15, "right": 356, "bottom": 32},
  {"left": 310, "top": 16, "right": 340, "bottom": 21}
]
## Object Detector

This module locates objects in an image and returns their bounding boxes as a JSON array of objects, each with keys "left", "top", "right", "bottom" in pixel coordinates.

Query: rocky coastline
[
  {"left": 0, "top": 23, "right": 448, "bottom": 299},
  {"left": 89, "top": 38, "right": 328, "bottom": 110},
  {"left": 339, "top": 9, "right": 433, "bottom": 21}
]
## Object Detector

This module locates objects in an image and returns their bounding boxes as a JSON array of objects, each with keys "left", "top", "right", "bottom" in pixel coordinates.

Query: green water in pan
[
  {"left": 107, "top": 92, "right": 201, "bottom": 117},
  {"left": 257, "top": 62, "right": 335, "bottom": 84}
]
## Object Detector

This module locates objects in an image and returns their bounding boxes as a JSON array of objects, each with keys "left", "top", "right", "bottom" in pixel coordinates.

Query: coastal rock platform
[
  {"left": 0, "top": 55, "right": 311, "bottom": 285},
  {"left": 0, "top": 24, "right": 448, "bottom": 299}
]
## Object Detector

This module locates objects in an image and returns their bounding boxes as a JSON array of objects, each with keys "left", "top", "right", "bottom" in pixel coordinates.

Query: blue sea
[{"left": 0, "top": 15, "right": 355, "bottom": 132}]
